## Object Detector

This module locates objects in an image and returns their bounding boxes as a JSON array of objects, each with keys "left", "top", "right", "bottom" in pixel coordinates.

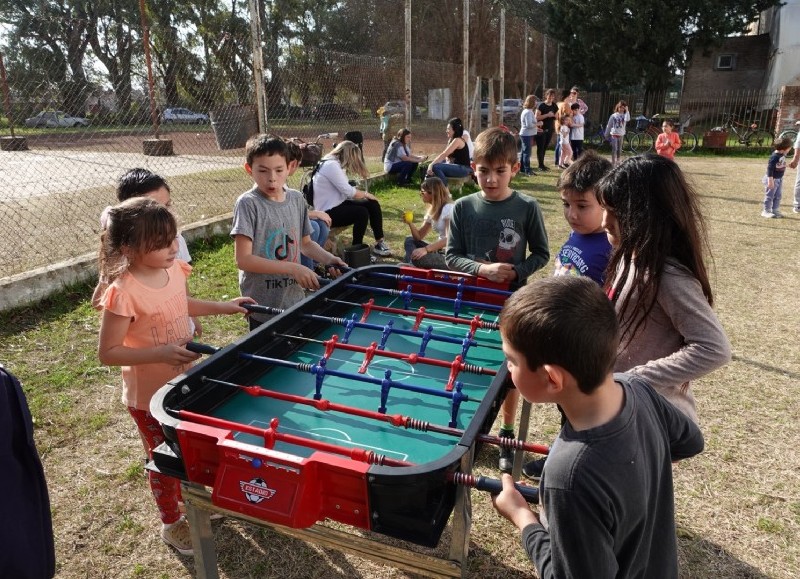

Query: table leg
[
  {"left": 512, "top": 399, "right": 532, "bottom": 480},
  {"left": 181, "top": 481, "right": 219, "bottom": 579},
  {"left": 448, "top": 445, "right": 475, "bottom": 573}
]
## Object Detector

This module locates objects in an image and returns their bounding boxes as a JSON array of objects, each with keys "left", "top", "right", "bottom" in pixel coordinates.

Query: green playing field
[{"left": 213, "top": 295, "right": 505, "bottom": 465}]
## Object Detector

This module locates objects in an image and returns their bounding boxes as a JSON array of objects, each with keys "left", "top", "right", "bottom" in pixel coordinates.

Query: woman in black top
[
  {"left": 534, "top": 89, "right": 558, "bottom": 171},
  {"left": 426, "top": 117, "right": 473, "bottom": 186}
]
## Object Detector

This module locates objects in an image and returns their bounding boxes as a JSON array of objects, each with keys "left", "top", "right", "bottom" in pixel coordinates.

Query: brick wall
[
  {"left": 682, "top": 35, "right": 770, "bottom": 99},
  {"left": 776, "top": 85, "right": 800, "bottom": 133}
]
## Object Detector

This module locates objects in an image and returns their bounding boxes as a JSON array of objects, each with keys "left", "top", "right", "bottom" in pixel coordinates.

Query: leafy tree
[{"left": 543, "top": 0, "right": 780, "bottom": 113}]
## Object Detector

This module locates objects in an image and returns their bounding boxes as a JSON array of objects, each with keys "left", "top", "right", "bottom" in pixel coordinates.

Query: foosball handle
[
  {"left": 185, "top": 342, "right": 220, "bottom": 355},
  {"left": 474, "top": 475, "right": 539, "bottom": 504}
]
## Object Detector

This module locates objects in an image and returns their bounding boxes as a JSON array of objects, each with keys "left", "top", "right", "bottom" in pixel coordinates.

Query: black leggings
[
  {"left": 326, "top": 199, "right": 384, "bottom": 245},
  {"left": 535, "top": 129, "right": 553, "bottom": 168}
]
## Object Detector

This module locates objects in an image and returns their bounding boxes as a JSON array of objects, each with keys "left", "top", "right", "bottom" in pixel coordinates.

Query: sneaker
[
  {"left": 773, "top": 211, "right": 783, "bottom": 218},
  {"left": 793, "top": 207, "right": 800, "bottom": 214},
  {"left": 538, "top": 165, "right": 551, "bottom": 172},
  {"left": 521, "top": 457, "right": 546, "bottom": 481},
  {"left": 372, "top": 240, "right": 392, "bottom": 257},
  {"left": 161, "top": 516, "right": 193, "bottom": 556},
  {"left": 761, "top": 210, "right": 776, "bottom": 218},
  {"left": 497, "top": 429, "right": 515, "bottom": 473}
]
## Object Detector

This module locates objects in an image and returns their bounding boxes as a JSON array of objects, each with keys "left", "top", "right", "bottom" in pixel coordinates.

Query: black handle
[
  {"left": 185, "top": 342, "right": 220, "bottom": 355},
  {"left": 242, "top": 303, "right": 284, "bottom": 315},
  {"left": 475, "top": 476, "right": 539, "bottom": 504}
]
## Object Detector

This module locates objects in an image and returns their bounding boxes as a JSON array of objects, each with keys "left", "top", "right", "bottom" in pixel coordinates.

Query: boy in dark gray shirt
[{"left": 493, "top": 276, "right": 704, "bottom": 578}]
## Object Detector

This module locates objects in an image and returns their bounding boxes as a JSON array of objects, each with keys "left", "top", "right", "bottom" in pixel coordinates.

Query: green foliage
[{"left": 543, "top": 0, "right": 781, "bottom": 96}]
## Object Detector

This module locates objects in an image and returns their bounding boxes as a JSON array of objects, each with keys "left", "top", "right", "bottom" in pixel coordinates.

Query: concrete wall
[
  {"left": 0, "top": 216, "right": 233, "bottom": 313},
  {"left": 776, "top": 85, "right": 800, "bottom": 134}
]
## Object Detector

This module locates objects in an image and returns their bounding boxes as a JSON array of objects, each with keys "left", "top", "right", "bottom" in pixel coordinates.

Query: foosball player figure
[{"left": 492, "top": 276, "right": 704, "bottom": 577}]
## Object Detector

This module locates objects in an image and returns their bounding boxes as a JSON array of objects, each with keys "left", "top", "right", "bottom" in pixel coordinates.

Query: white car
[
  {"left": 161, "top": 107, "right": 210, "bottom": 124},
  {"left": 496, "top": 99, "right": 523, "bottom": 118},
  {"left": 24, "top": 111, "right": 90, "bottom": 128}
]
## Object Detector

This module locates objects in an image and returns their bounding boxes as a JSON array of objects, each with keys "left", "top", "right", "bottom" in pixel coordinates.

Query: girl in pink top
[
  {"left": 655, "top": 119, "right": 682, "bottom": 160},
  {"left": 97, "top": 197, "right": 253, "bottom": 556}
]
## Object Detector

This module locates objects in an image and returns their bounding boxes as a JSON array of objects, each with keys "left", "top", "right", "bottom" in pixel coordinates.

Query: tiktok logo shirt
[{"left": 231, "top": 187, "right": 312, "bottom": 320}]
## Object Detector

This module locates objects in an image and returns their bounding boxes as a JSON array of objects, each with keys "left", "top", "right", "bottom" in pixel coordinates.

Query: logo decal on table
[{"left": 241, "top": 478, "right": 277, "bottom": 503}]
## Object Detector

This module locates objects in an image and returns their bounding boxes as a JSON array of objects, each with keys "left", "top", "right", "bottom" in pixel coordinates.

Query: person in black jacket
[{"left": 0, "top": 364, "right": 56, "bottom": 579}]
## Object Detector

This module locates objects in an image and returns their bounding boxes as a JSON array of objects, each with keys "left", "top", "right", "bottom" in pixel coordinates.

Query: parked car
[
  {"left": 24, "top": 111, "right": 90, "bottom": 128},
  {"left": 313, "top": 103, "right": 360, "bottom": 121},
  {"left": 496, "top": 98, "right": 523, "bottom": 119},
  {"left": 161, "top": 107, "right": 210, "bottom": 124},
  {"left": 467, "top": 101, "right": 489, "bottom": 121},
  {"left": 382, "top": 100, "right": 407, "bottom": 115}
]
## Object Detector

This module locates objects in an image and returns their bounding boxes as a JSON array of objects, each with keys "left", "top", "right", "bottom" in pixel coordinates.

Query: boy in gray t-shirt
[{"left": 231, "top": 135, "right": 345, "bottom": 328}]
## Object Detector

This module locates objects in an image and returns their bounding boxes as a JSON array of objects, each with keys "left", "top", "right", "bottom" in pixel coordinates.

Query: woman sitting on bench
[
  {"left": 384, "top": 128, "right": 427, "bottom": 186},
  {"left": 312, "top": 140, "right": 392, "bottom": 257},
  {"left": 425, "top": 117, "right": 473, "bottom": 186}
]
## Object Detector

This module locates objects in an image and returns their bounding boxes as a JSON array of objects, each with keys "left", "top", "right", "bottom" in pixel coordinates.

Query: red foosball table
[{"left": 150, "top": 265, "right": 542, "bottom": 577}]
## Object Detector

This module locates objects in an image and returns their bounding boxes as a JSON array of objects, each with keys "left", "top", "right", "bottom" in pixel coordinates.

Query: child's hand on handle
[
  {"left": 324, "top": 257, "right": 348, "bottom": 279},
  {"left": 491, "top": 474, "right": 540, "bottom": 531},
  {"left": 159, "top": 341, "right": 202, "bottom": 365},
  {"left": 226, "top": 296, "right": 257, "bottom": 315},
  {"left": 291, "top": 262, "right": 322, "bottom": 290}
]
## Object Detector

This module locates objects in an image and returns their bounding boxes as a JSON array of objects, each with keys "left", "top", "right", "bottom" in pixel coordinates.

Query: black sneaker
[
  {"left": 371, "top": 240, "right": 392, "bottom": 257},
  {"left": 521, "top": 457, "right": 546, "bottom": 481},
  {"left": 497, "top": 429, "right": 515, "bottom": 473},
  {"left": 539, "top": 165, "right": 551, "bottom": 172}
]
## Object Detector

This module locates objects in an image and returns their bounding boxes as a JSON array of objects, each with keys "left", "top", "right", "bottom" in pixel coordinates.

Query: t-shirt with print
[
  {"left": 553, "top": 231, "right": 611, "bottom": 285},
  {"left": 100, "top": 260, "right": 193, "bottom": 411},
  {"left": 445, "top": 190, "right": 550, "bottom": 286},
  {"left": 231, "top": 187, "right": 312, "bottom": 323}
]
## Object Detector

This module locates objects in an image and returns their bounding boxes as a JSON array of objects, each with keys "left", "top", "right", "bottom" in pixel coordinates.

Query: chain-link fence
[{"left": 0, "top": 1, "right": 560, "bottom": 283}]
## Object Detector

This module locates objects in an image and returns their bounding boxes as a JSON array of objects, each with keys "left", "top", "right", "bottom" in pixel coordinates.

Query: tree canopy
[{"left": 543, "top": 0, "right": 781, "bottom": 98}]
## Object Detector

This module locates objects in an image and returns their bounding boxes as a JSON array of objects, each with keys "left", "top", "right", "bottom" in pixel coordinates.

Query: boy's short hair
[
  {"left": 570, "top": 102, "right": 580, "bottom": 111},
  {"left": 556, "top": 150, "right": 612, "bottom": 199},
  {"left": 245, "top": 134, "right": 290, "bottom": 166},
  {"left": 774, "top": 137, "right": 793, "bottom": 151},
  {"left": 473, "top": 127, "right": 518, "bottom": 166},
  {"left": 284, "top": 138, "right": 303, "bottom": 165},
  {"left": 116, "top": 168, "right": 169, "bottom": 201},
  {"left": 500, "top": 276, "right": 619, "bottom": 394}
]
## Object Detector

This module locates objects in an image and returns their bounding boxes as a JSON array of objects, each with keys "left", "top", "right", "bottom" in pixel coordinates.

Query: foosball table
[{"left": 150, "top": 265, "right": 542, "bottom": 577}]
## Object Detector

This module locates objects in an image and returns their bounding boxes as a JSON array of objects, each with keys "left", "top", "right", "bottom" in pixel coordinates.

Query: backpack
[
  {"left": 287, "top": 137, "right": 323, "bottom": 168},
  {"left": 301, "top": 160, "right": 327, "bottom": 207}
]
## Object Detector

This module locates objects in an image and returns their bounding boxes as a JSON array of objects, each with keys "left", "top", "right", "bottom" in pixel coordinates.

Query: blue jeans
[
  {"left": 388, "top": 161, "right": 419, "bottom": 185},
  {"left": 301, "top": 218, "right": 330, "bottom": 269},
  {"left": 431, "top": 162, "right": 472, "bottom": 186},
  {"left": 763, "top": 177, "right": 783, "bottom": 214},
  {"left": 520, "top": 135, "right": 534, "bottom": 173}
]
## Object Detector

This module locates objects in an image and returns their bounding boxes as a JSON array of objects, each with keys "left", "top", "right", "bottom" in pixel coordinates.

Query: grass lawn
[{"left": 1, "top": 155, "right": 798, "bottom": 578}]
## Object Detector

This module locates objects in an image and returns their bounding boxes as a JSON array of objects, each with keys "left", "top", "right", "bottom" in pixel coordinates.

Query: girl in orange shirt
[
  {"left": 97, "top": 197, "right": 253, "bottom": 556},
  {"left": 655, "top": 120, "right": 682, "bottom": 160}
]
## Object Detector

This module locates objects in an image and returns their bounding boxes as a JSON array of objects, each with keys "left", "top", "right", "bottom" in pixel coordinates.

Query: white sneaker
[
  {"left": 761, "top": 210, "right": 776, "bottom": 218},
  {"left": 161, "top": 516, "right": 193, "bottom": 556},
  {"left": 793, "top": 207, "right": 800, "bottom": 213},
  {"left": 372, "top": 240, "right": 392, "bottom": 257}
]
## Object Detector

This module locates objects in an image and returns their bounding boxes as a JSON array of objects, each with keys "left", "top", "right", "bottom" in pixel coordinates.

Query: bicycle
[
  {"left": 584, "top": 121, "right": 633, "bottom": 152},
  {"left": 629, "top": 115, "right": 698, "bottom": 154},
  {"left": 718, "top": 114, "right": 772, "bottom": 148}
]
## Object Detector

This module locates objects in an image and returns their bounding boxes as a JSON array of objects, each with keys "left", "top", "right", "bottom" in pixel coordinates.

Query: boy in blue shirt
[
  {"left": 761, "top": 137, "right": 792, "bottom": 218},
  {"left": 553, "top": 149, "right": 612, "bottom": 285}
]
